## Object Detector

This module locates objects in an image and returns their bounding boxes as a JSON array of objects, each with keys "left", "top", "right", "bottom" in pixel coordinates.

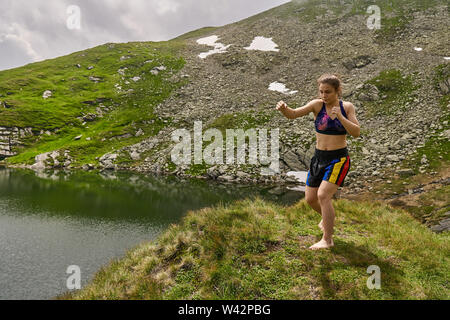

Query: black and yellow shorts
[{"left": 306, "top": 147, "right": 351, "bottom": 188}]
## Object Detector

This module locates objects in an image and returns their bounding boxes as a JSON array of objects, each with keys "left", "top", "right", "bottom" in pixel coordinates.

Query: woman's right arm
[{"left": 276, "top": 99, "right": 320, "bottom": 119}]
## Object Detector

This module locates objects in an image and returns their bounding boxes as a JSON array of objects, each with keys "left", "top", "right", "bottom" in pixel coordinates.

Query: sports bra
[{"left": 315, "top": 100, "right": 348, "bottom": 135}]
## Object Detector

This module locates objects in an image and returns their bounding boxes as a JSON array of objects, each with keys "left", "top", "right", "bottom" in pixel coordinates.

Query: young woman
[{"left": 276, "top": 74, "right": 360, "bottom": 250}]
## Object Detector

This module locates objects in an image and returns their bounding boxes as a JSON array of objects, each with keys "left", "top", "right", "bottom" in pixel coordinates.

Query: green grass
[
  {"left": 269, "top": 0, "right": 448, "bottom": 30},
  {"left": 173, "top": 27, "right": 220, "bottom": 41},
  {"left": 62, "top": 197, "right": 449, "bottom": 300},
  {"left": 363, "top": 69, "right": 420, "bottom": 117},
  {"left": 0, "top": 40, "right": 187, "bottom": 166}
]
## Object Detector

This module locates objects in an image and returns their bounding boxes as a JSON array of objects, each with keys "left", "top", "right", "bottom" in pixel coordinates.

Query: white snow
[
  {"left": 268, "top": 81, "right": 298, "bottom": 95},
  {"left": 444, "top": 57, "right": 450, "bottom": 60},
  {"left": 414, "top": 47, "right": 423, "bottom": 51},
  {"left": 244, "top": 36, "right": 279, "bottom": 52},
  {"left": 197, "top": 35, "right": 231, "bottom": 59}
]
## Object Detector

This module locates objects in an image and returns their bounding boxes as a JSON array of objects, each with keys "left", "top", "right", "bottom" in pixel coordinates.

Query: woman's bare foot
[
  {"left": 309, "top": 238, "right": 334, "bottom": 250},
  {"left": 318, "top": 220, "right": 324, "bottom": 231}
]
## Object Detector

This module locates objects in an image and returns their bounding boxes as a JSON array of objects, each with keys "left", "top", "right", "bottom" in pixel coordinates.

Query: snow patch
[
  {"left": 197, "top": 35, "right": 231, "bottom": 59},
  {"left": 268, "top": 82, "right": 298, "bottom": 95},
  {"left": 245, "top": 36, "right": 279, "bottom": 52}
]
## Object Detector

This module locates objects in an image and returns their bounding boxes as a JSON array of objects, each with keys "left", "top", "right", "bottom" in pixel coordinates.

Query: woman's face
[{"left": 319, "top": 83, "right": 338, "bottom": 103}]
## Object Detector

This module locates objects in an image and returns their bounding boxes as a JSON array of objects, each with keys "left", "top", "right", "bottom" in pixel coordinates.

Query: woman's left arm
[{"left": 337, "top": 103, "right": 360, "bottom": 138}]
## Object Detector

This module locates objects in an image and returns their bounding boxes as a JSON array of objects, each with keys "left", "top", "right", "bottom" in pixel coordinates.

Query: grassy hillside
[
  {"left": 0, "top": 40, "right": 187, "bottom": 166},
  {"left": 62, "top": 197, "right": 449, "bottom": 300}
]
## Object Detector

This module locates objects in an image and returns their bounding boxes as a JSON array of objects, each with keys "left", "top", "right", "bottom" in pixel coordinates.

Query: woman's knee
[
  {"left": 317, "top": 190, "right": 332, "bottom": 203},
  {"left": 305, "top": 187, "right": 319, "bottom": 204},
  {"left": 305, "top": 193, "right": 318, "bottom": 205}
]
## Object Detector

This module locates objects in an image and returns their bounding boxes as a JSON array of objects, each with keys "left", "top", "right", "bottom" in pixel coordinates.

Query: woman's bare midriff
[{"left": 315, "top": 132, "right": 347, "bottom": 150}]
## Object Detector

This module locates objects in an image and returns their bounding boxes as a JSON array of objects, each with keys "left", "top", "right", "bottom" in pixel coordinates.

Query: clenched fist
[{"left": 276, "top": 101, "right": 287, "bottom": 111}]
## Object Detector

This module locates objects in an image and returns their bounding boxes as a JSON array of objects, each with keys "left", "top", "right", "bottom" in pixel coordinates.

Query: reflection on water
[{"left": 0, "top": 168, "right": 303, "bottom": 299}]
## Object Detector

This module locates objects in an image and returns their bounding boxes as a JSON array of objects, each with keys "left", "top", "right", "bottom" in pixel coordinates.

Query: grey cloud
[{"left": 0, "top": 0, "right": 290, "bottom": 71}]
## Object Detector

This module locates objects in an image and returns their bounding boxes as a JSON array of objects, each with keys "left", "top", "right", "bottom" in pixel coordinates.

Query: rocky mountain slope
[{"left": 1, "top": 0, "right": 449, "bottom": 194}]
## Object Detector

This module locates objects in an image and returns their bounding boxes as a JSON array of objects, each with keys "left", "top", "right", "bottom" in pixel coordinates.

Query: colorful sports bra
[{"left": 315, "top": 100, "right": 348, "bottom": 135}]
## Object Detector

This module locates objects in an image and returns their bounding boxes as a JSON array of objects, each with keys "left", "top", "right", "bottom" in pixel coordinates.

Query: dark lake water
[{"left": 0, "top": 168, "right": 303, "bottom": 300}]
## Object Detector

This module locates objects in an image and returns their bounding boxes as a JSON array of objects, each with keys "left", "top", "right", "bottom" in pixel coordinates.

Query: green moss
[
  {"left": 364, "top": 69, "right": 420, "bottom": 117},
  {"left": 185, "top": 163, "right": 210, "bottom": 177}
]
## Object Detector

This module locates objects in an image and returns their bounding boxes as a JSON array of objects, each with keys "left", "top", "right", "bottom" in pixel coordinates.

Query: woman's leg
[
  {"left": 309, "top": 180, "right": 339, "bottom": 250},
  {"left": 305, "top": 185, "right": 321, "bottom": 214},
  {"left": 305, "top": 185, "right": 324, "bottom": 231}
]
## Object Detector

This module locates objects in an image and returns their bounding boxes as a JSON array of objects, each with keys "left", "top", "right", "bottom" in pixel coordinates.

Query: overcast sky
[{"left": 0, "top": 0, "right": 290, "bottom": 71}]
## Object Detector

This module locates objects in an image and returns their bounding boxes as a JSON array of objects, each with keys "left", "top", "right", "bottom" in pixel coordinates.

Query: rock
[
  {"left": 118, "top": 67, "right": 128, "bottom": 75},
  {"left": 430, "top": 218, "right": 450, "bottom": 233},
  {"left": 378, "top": 146, "right": 389, "bottom": 154},
  {"left": 42, "top": 90, "right": 52, "bottom": 99},
  {"left": 135, "top": 129, "right": 144, "bottom": 137},
  {"left": 130, "top": 151, "right": 140, "bottom": 160},
  {"left": 3, "top": 101, "right": 13, "bottom": 109},
  {"left": 397, "top": 169, "right": 414, "bottom": 177},
  {"left": 438, "top": 78, "right": 450, "bottom": 95},
  {"left": 357, "top": 83, "right": 380, "bottom": 101},
  {"left": 217, "top": 175, "right": 235, "bottom": 182},
  {"left": 205, "top": 166, "right": 220, "bottom": 179},
  {"left": 89, "top": 76, "right": 102, "bottom": 83},
  {"left": 282, "top": 150, "right": 306, "bottom": 171},
  {"left": 386, "top": 155, "right": 400, "bottom": 162},
  {"left": 110, "top": 133, "right": 133, "bottom": 140},
  {"left": 150, "top": 66, "right": 167, "bottom": 75},
  {"left": 82, "top": 113, "right": 97, "bottom": 122},
  {"left": 74, "top": 135, "right": 82, "bottom": 140},
  {"left": 132, "top": 76, "right": 141, "bottom": 82},
  {"left": 421, "top": 155, "right": 428, "bottom": 164},
  {"left": 236, "top": 171, "right": 251, "bottom": 180},
  {"left": 87, "top": 66, "right": 94, "bottom": 70},
  {"left": 441, "top": 129, "right": 450, "bottom": 140},
  {"left": 99, "top": 153, "right": 118, "bottom": 169},
  {"left": 30, "top": 152, "right": 51, "bottom": 170},
  {"left": 401, "top": 133, "right": 414, "bottom": 140},
  {"left": 343, "top": 55, "right": 372, "bottom": 70}
]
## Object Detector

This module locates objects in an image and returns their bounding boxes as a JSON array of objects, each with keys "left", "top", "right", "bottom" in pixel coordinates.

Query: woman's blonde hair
[{"left": 317, "top": 74, "right": 343, "bottom": 99}]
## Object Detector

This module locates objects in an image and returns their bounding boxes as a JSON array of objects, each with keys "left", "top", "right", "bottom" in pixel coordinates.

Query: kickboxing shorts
[{"left": 306, "top": 147, "right": 351, "bottom": 188}]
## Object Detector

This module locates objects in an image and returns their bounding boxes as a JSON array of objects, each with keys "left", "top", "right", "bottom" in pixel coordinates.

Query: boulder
[
  {"left": 42, "top": 90, "right": 52, "bottom": 99},
  {"left": 282, "top": 150, "right": 306, "bottom": 171}
]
